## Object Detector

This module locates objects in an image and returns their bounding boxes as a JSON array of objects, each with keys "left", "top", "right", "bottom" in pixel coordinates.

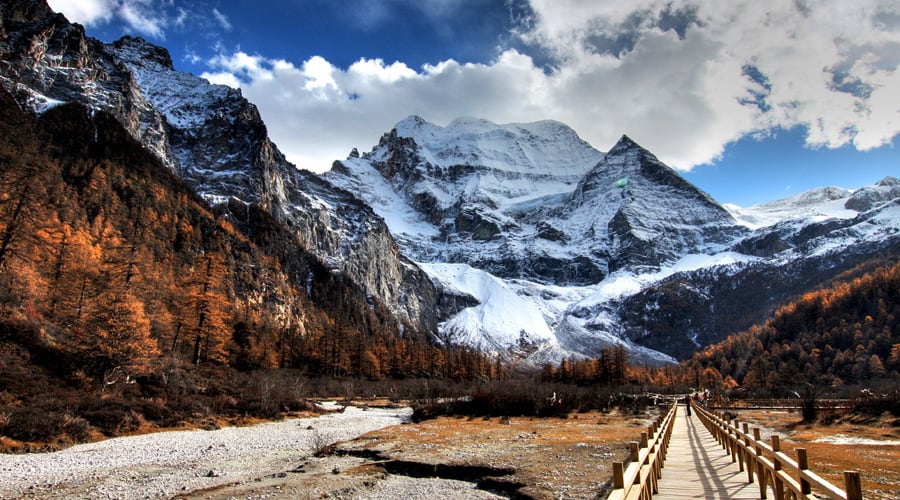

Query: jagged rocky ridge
[{"left": 0, "top": 0, "right": 451, "bottom": 336}]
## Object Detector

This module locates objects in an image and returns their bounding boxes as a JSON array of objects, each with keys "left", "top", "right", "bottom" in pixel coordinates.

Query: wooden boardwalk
[{"left": 654, "top": 405, "right": 772, "bottom": 499}]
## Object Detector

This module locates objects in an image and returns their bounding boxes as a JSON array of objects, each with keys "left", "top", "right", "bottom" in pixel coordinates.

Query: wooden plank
[{"left": 654, "top": 405, "right": 773, "bottom": 499}]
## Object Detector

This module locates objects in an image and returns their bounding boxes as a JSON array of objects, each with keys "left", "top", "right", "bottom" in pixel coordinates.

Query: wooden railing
[
  {"left": 691, "top": 401, "right": 863, "bottom": 500},
  {"left": 711, "top": 399, "right": 852, "bottom": 410},
  {"left": 608, "top": 402, "right": 677, "bottom": 500}
]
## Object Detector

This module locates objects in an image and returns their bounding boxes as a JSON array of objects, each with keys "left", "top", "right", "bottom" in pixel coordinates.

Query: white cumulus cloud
[
  {"left": 519, "top": 0, "right": 900, "bottom": 163},
  {"left": 204, "top": 0, "right": 899, "bottom": 173},
  {"left": 117, "top": 0, "right": 166, "bottom": 39},
  {"left": 47, "top": 0, "right": 117, "bottom": 25},
  {"left": 48, "top": 0, "right": 168, "bottom": 38},
  {"left": 49, "top": 0, "right": 236, "bottom": 42},
  {"left": 53, "top": 0, "right": 900, "bottom": 174}
]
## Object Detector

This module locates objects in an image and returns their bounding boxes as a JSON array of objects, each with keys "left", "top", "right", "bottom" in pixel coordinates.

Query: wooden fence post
[
  {"left": 754, "top": 428, "right": 767, "bottom": 499},
  {"left": 730, "top": 419, "right": 738, "bottom": 463},
  {"left": 797, "top": 448, "right": 811, "bottom": 495},
  {"left": 613, "top": 462, "right": 625, "bottom": 490},
  {"left": 743, "top": 422, "right": 753, "bottom": 482},
  {"left": 771, "top": 436, "right": 785, "bottom": 500},
  {"left": 844, "top": 471, "right": 862, "bottom": 500}
]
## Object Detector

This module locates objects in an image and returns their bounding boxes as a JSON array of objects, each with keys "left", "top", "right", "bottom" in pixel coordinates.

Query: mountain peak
[
  {"left": 608, "top": 134, "right": 646, "bottom": 155},
  {"left": 394, "top": 114, "right": 429, "bottom": 132},
  {"left": 845, "top": 175, "right": 900, "bottom": 212},
  {"left": 377, "top": 115, "right": 603, "bottom": 177},
  {"left": 397, "top": 114, "right": 427, "bottom": 126},
  {"left": 877, "top": 176, "right": 899, "bottom": 187},
  {"left": 111, "top": 36, "right": 174, "bottom": 70},
  {"left": 446, "top": 116, "right": 496, "bottom": 130}
]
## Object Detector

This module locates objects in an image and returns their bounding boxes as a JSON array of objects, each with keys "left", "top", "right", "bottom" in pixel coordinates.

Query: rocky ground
[
  {"left": 0, "top": 402, "right": 657, "bottom": 499},
  {"left": 331, "top": 410, "right": 647, "bottom": 499},
  {"left": 0, "top": 403, "right": 415, "bottom": 499},
  {"left": 176, "top": 407, "right": 654, "bottom": 499}
]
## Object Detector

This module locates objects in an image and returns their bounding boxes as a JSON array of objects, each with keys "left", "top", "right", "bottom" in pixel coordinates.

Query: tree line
[{"left": 679, "top": 259, "right": 900, "bottom": 392}]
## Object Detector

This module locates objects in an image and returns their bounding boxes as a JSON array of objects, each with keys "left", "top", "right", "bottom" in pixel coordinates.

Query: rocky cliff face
[
  {"left": 570, "top": 135, "right": 745, "bottom": 271},
  {"left": 0, "top": 1, "right": 175, "bottom": 171},
  {"left": 107, "top": 36, "right": 283, "bottom": 206},
  {"left": 844, "top": 176, "right": 900, "bottom": 212},
  {"left": 0, "top": 0, "right": 447, "bottom": 335}
]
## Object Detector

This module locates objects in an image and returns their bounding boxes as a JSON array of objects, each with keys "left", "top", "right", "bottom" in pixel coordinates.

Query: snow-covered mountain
[
  {"left": 328, "top": 116, "right": 606, "bottom": 283},
  {"left": 328, "top": 117, "right": 900, "bottom": 364},
  {"left": 325, "top": 117, "right": 750, "bottom": 362},
  {"left": 328, "top": 120, "right": 743, "bottom": 286},
  {"left": 726, "top": 178, "right": 899, "bottom": 230},
  {"left": 725, "top": 187, "right": 856, "bottom": 230}
]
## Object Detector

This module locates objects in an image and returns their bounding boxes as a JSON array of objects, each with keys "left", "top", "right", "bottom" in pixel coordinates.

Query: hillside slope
[
  {"left": 0, "top": 90, "right": 497, "bottom": 447},
  {"left": 682, "top": 260, "right": 900, "bottom": 390}
]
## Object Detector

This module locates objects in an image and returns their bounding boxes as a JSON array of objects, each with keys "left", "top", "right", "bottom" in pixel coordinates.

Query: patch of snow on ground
[
  {"left": 813, "top": 435, "right": 900, "bottom": 446},
  {"left": 507, "top": 279, "right": 596, "bottom": 323},
  {"left": 421, "top": 252, "right": 756, "bottom": 360}
]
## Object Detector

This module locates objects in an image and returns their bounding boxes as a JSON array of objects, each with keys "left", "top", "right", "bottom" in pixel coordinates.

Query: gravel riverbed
[{"left": 0, "top": 404, "right": 422, "bottom": 499}]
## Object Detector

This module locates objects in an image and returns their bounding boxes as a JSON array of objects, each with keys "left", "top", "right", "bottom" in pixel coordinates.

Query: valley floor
[
  {"left": 3, "top": 402, "right": 896, "bottom": 499},
  {"left": 0, "top": 402, "right": 651, "bottom": 499},
  {"left": 166, "top": 406, "right": 652, "bottom": 499}
]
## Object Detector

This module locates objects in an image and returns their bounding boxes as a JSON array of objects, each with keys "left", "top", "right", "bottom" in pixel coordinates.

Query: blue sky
[{"left": 48, "top": 0, "right": 898, "bottom": 207}]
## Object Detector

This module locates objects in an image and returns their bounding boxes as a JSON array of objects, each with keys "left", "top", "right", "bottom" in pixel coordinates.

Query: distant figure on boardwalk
[{"left": 685, "top": 397, "right": 692, "bottom": 416}]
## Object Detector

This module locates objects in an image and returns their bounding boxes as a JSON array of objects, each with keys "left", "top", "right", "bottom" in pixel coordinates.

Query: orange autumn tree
[
  {"left": 178, "top": 252, "right": 233, "bottom": 365},
  {"left": 82, "top": 290, "right": 160, "bottom": 381}
]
